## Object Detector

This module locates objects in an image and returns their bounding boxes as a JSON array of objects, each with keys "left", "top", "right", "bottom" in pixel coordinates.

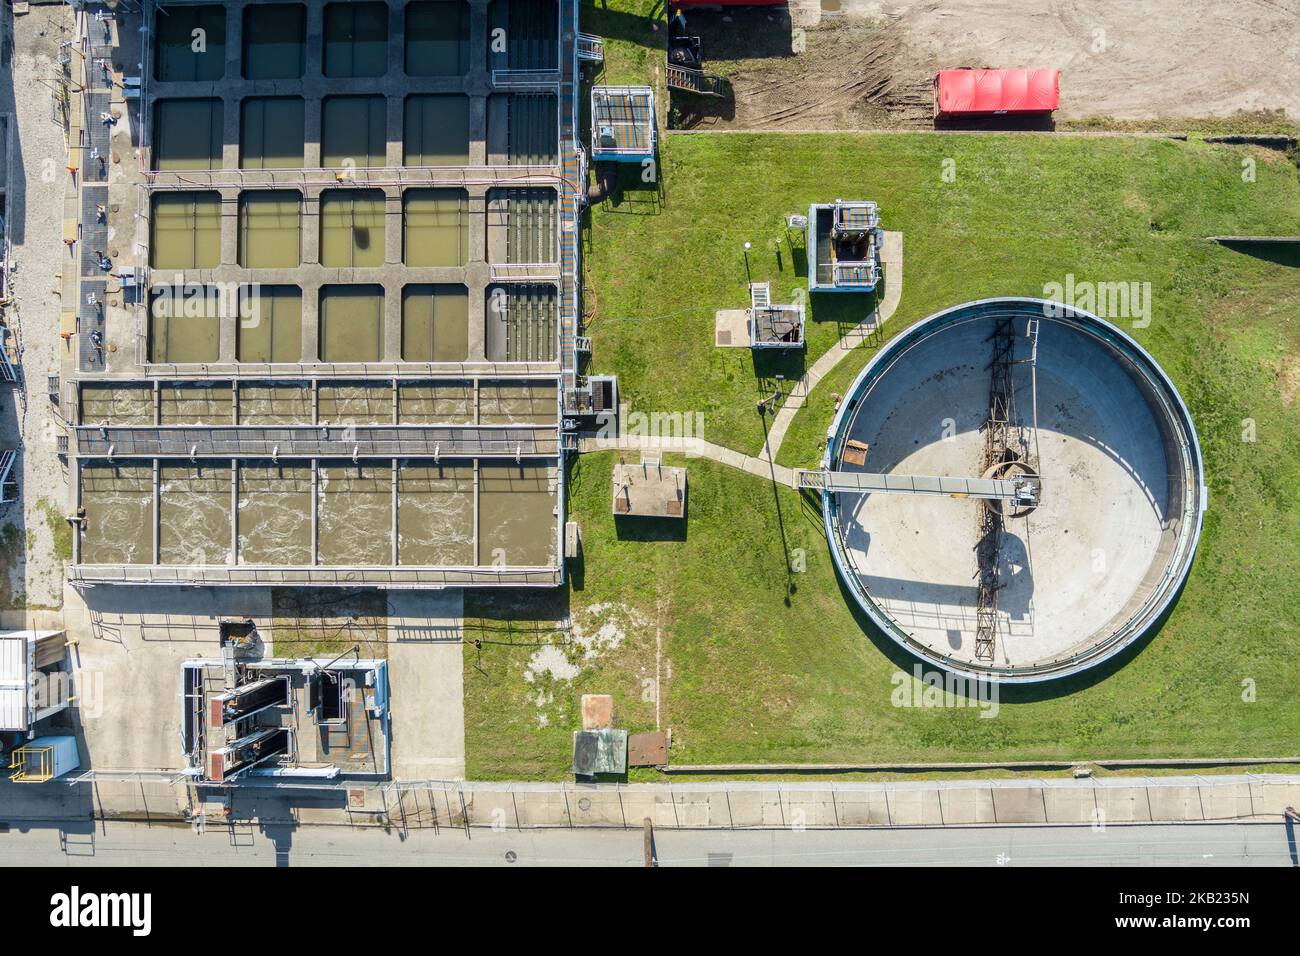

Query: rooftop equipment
[
  {"left": 748, "top": 282, "right": 805, "bottom": 349},
  {"left": 808, "top": 200, "right": 884, "bottom": 292},
  {"left": 565, "top": 374, "right": 618, "bottom": 421}
]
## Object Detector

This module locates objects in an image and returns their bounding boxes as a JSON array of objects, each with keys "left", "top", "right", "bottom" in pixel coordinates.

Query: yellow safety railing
[{"left": 8, "top": 745, "right": 55, "bottom": 783}]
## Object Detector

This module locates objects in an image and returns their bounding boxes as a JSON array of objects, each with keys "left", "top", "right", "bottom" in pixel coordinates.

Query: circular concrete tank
[{"left": 821, "top": 298, "right": 1205, "bottom": 683}]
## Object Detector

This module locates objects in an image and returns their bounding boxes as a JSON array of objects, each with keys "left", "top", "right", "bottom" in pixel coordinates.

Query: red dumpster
[{"left": 934, "top": 68, "right": 1060, "bottom": 119}]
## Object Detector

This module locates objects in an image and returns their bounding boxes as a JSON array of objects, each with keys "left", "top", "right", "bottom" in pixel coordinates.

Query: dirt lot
[{"left": 671, "top": 0, "right": 1300, "bottom": 130}]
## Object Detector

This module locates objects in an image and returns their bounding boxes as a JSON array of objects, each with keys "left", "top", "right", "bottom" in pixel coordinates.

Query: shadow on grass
[
  {"left": 614, "top": 512, "right": 687, "bottom": 542},
  {"left": 810, "top": 288, "right": 880, "bottom": 341},
  {"left": 1213, "top": 239, "right": 1300, "bottom": 268},
  {"left": 596, "top": 159, "right": 666, "bottom": 216},
  {"left": 934, "top": 114, "right": 1056, "bottom": 132},
  {"left": 582, "top": 0, "right": 665, "bottom": 48}
]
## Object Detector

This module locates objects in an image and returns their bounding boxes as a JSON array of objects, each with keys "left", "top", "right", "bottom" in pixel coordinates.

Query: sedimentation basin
[{"left": 822, "top": 298, "right": 1206, "bottom": 682}]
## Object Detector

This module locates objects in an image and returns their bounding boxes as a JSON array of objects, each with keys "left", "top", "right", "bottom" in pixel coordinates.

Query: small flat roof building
[
  {"left": 612, "top": 457, "right": 686, "bottom": 518},
  {"left": 0, "top": 630, "right": 72, "bottom": 737}
]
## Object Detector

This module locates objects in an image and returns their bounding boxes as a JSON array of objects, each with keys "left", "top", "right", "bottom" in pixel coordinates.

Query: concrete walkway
[
  {"left": 578, "top": 436, "right": 796, "bottom": 487},
  {"left": 761, "top": 230, "right": 904, "bottom": 464},
  {"left": 7, "top": 774, "right": 1298, "bottom": 832}
]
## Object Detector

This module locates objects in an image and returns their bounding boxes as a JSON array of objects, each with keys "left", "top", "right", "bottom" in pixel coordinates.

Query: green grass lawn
[{"left": 464, "top": 130, "right": 1300, "bottom": 780}]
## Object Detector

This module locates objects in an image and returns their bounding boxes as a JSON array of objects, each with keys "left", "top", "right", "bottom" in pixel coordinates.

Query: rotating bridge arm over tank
[{"left": 795, "top": 468, "right": 1041, "bottom": 506}]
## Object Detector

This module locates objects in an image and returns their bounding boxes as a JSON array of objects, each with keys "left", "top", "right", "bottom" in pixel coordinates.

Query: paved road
[{"left": 2, "top": 820, "right": 1295, "bottom": 867}]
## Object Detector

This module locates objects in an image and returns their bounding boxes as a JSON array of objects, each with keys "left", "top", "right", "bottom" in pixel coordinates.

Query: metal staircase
[
  {"left": 0, "top": 449, "right": 16, "bottom": 503},
  {"left": 666, "top": 65, "right": 726, "bottom": 98},
  {"left": 577, "top": 33, "right": 604, "bottom": 63}
]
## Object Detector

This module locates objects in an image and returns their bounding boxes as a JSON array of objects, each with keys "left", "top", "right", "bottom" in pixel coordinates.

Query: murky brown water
[
  {"left": 159, "top": 464, "right": 232, "bottom": 564},
  {"left": 320, "top": 190, "right": 385, "bottom": 268},
  {"left": 323, "top": 1, "right": 389, "bottom": 78},
  {"left": 401, "top": 285, "right": 469, "bottom": 361},
  {"left": 479, "top": 464, "right": 557, "bottom": 566},
  {"left": 318, "top": 383, "right": 393, "bottom": 424},
  {"left": 153, "top": 99, "right": 222, "bottom": 170},
  {"left": 398, "top": 381, "right": 474, "bottom": 423},
  {"left": 319, "top": 285, "right": 385, "bottom": 362},
  {"left": 148, "top": 287, "right": 222, "bottom": 364},
  {"left": 403, "top": 189, "right": 468, "bottom": 266},
  {"left": 79, "top": 455, "right": 559, "bottom": 568},
  {"left": 238, "top": 462, "right": 313, "bottom": 564},
  {"left": 318, "top": 463, "right": 393, "bottom": 565},
  {"left": 239, "top": 192, "right": 301, "bottom": 268},
  {"left": 81, "top": 384, "right": 154, "bottom": 425},
  {"left": 243, "top": 4, "right": 306, "bottom": 80},
  {"left": 241, "top": 97, "right": 305, "bottom": 169},
  {"left": 397, "top": 464, "right": 474, "bottom": 565},
  {"left": 480, "top": 381, "right": 558, "bottom": 423},
  {"left": 160, "top": 383, "right": 232, "bottom": 424},
  {"left": 322, "top": 96, "right": 387, "bottom": 168},
  {"left": 155, "top": 5, "right": 226, "bottom": 82},
  {"left": 238, "top": 382, "right": 312, "bottom": 424},
  {"left": 404, "top": 95, "right": 471, "bottom": 165},
  {"left": 238, "top": 287, "right": 303, "bottom": 363},
  {"left": 406, "top": 1, "right": 469, "bottom": 76},
  {"left": 151, "top": 192, "right": 220, "bottom": 270},
  {"left": 80, "top": 463, "right": 154, "bottom": 564}
]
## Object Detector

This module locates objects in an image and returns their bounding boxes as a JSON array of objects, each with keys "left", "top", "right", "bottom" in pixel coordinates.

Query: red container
[{"left": 934, "top": 68, "right": 1060, "bottom": 119}]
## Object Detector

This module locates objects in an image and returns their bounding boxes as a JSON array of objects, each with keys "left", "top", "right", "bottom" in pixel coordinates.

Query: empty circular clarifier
[{"left": 821, "top": 297, "right": 1205, "bottom": 683}]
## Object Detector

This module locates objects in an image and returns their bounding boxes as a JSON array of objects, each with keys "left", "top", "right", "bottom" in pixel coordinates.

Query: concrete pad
[
  {"left": 656, "top": 792, "right": 713, "bottom": 828},
  {"left": 719, "top": 788, "right": 764, "bottom": 828},
  {"left": 783, "top": 791, "right": 840, "bottom": 828},
  {"left": 1043, "top": 786, "right": 1097, "bottom": 824},
  {"left": 69, "top": 584, "right": 273, "bottom": 772},
  {"left": 569, "top": 788, "right": 630, "bottom": 826},
  {"left": 939, "top": 786, "right": 998, "bottom": 824},
  {"left": 618, "top": 791, "right": 659, "bottom": 826},
  {"left": 715, "top": 309, "right": 751, "bottom": 348},
  {"left": 1199, "top": 782, "right": 1254, "bottom": 821},
  {"left": 466, "top": 789, "right": 519, "bottom": 829},
  {"left": 1146, "top": 786, "right": 1204, "bottom": 822},
  {"left": 889, "top": 787, "right": 944, "bottom": 826},
  {"left": 1095, "top": 787, "right": 1152, "bottom": 823},
  {"left": 581, "top": 694, "right": 614, "bottom": 730},
  {"left": 990, "top": 787, "right": 1048, "bottom": 824},
  {"left": 386, "top": 590, "right": 465, "bottom": 781},
  {"left": 834, "top": 789, "right": 892, "bottom": 825},
  {"left": 1249, "top": 782, "right": 1300, "bottom": 817}
]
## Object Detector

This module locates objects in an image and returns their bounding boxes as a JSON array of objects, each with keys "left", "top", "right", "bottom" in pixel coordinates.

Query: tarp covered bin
[{"left": 934, "top": 69, "right": 1060, "bottom": 119}]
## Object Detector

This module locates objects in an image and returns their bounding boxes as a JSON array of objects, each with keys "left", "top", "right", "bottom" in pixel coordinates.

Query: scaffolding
[{"left": 973, "top": 317, "right": 1018, "bottom": 662}]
